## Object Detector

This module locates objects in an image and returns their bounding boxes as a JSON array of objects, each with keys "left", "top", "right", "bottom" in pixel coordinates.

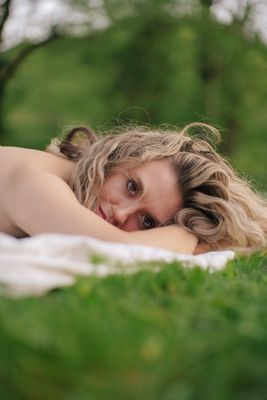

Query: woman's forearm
[{"left": 126, "top": 225, "right": 198, "bottom": 254}]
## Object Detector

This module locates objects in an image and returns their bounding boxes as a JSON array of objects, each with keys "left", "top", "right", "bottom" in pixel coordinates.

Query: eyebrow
[{"left": 130, "top": 171, "right": 167, "bottom": 227}]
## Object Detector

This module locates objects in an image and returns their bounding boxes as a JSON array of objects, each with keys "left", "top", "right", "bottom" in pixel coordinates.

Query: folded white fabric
[{"left": 0, "top": 233, "right": 235, "bottom": 297}]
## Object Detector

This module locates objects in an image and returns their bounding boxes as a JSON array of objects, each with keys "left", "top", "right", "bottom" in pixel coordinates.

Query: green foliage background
[{"left": 1, "top": 3, "right": 267, "bottom": 190}]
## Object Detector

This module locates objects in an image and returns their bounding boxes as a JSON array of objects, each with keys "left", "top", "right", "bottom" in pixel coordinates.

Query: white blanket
[{"left": 0, "top": 233, "right": 235, "bottom": 297}]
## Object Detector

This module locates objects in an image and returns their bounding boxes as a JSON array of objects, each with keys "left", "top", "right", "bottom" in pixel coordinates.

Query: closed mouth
[{"left": 98, "top": 206, "right": 107, "bottom": 221}]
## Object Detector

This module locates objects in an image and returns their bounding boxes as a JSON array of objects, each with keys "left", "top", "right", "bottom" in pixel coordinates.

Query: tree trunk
[{"left": 0, "top": 32, "right": 60, "bottom": 141}]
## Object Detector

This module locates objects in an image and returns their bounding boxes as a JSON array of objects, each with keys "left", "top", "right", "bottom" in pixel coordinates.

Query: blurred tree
[
  {"left": 1, "top": 0, "right": 267, "bottom": 188},
  {"left": 0, "top": 0, "right": 62, "bottom": 138},
  {"left": 195, "top": 0, "right": 260, "bottom": 153},
  {"left": 0, "top": 0, "right": 111, "bottom": 139},
  {"left": 103, "top": 0, "right": 266, "bottom": 154}
]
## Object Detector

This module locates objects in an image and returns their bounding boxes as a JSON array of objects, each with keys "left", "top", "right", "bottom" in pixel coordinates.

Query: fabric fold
[{"left": 0, "top": 233, "right": 235, "bottom": 297}]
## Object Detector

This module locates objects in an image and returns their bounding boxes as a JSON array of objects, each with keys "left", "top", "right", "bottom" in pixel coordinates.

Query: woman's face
[{"left": 95, "top": 159, "right": 182, "bottom": 231}]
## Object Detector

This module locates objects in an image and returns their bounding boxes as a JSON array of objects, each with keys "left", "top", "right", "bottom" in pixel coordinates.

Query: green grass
[{"left": 0, "top": 252, "right": 267, "bottom": 400}]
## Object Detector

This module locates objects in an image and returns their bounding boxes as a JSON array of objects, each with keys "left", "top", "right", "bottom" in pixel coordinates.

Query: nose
[{"left": 112, "top": 202, "right": 139, "bottom": 229}]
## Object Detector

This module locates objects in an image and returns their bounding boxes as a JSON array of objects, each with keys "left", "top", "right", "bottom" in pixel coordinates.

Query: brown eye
[
  {"left": 142, "top": 215, "right": 155, "bottom": 230},
  {"left": 127, "top": 179, "right": 139, "bottom": 196}
]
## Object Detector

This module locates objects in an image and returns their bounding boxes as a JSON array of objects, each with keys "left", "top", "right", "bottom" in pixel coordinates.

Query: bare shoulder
[
  {"left": 0, "top": 146, "right": 74, "bottom": 206},
  {"left": 0, "top": 146, "right": 73, "bottom": 181},
  {"left": 0, "top": 147, "right": 198, "bottom": 253},
  {"left": 0, "top": 154, "right": 126, "bottom": 241},
  {"left": 0, "top": 146, "right": 74, "bottom": 236}
]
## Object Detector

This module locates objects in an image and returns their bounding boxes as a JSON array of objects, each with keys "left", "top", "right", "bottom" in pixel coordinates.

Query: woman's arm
[
  {"left": 4, "top": 164, "right": 197, "bottom": 254},
  {"left": 129, "top": 225, "right": 197, "bottom": 254}
]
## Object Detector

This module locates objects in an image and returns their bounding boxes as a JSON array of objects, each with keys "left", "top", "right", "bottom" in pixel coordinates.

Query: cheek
[
  {"left": 99, "top": 184, "right": 108, "bottom": 200},
  {"left": 100, "top": 177, "right": 123, "bottom": 202}
]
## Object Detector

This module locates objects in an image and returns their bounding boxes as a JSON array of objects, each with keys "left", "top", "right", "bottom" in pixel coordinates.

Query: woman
[{"left": 0, "top": 122, "right": 266, "bottom": 254}]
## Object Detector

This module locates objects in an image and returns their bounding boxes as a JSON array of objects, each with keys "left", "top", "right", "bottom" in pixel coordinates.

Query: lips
[{"left": 98, "top": 206, "right": 107, "bottom": 221}]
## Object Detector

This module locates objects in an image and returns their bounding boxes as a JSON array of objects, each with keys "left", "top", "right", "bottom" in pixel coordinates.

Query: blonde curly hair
[{"left": 47, "top": 123, "right": 267, "bottom": 249}]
